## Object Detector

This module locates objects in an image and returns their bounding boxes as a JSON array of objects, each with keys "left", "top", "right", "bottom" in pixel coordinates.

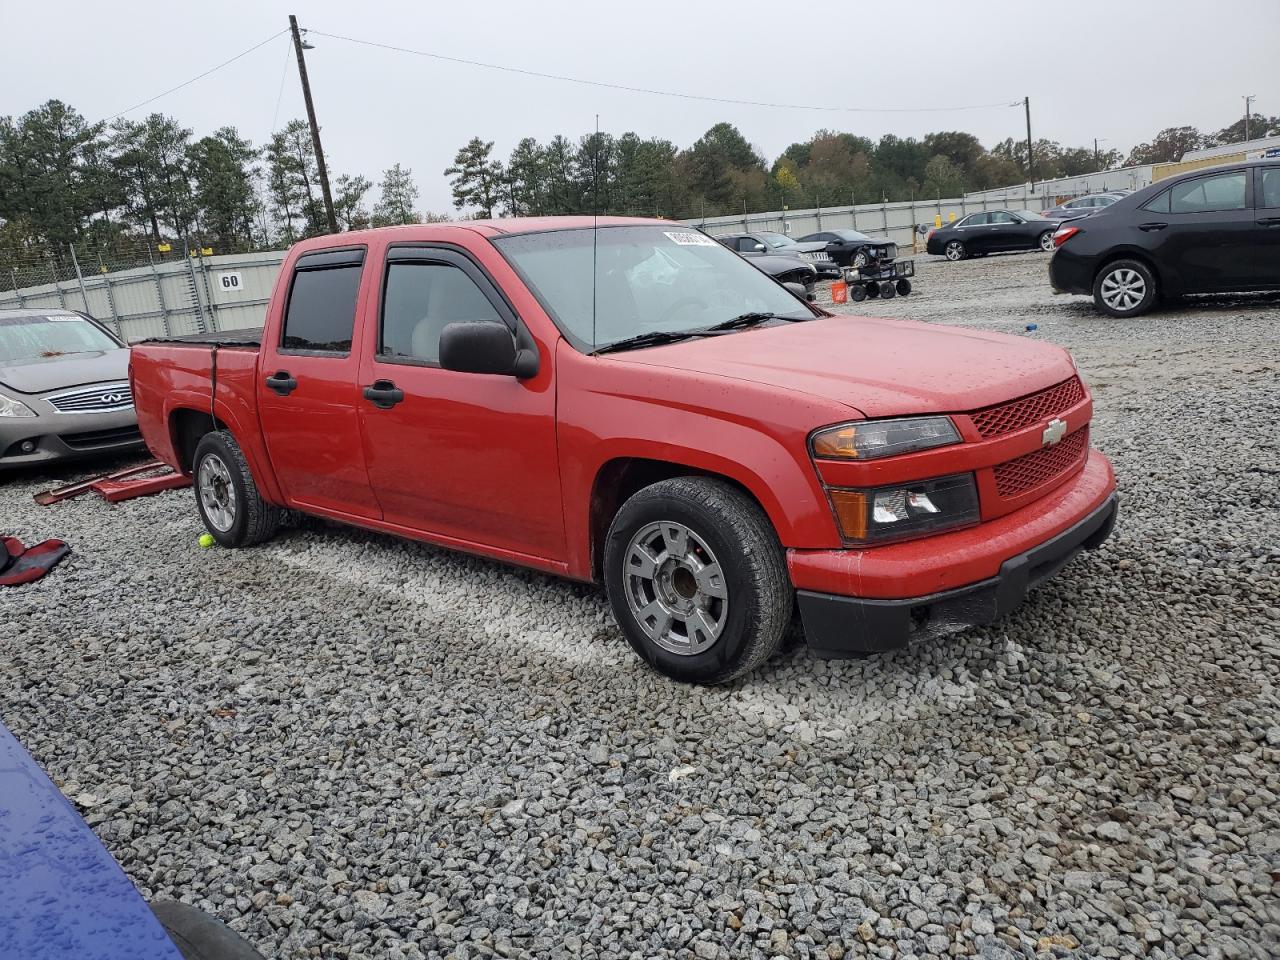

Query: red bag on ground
[{"left": 0, "top": 536, "right": 70, "bottom": 586}]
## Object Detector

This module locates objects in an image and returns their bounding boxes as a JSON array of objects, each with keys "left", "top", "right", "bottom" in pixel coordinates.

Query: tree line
[
  {"left": 0, "top": 99, "right": 432, "bottom": 266},
  {"left": 445, "top": 112, "right": 1279, "bottom": 220},
  {"left": 3, "top": 97, "right": 1275, "bottom": 267}
]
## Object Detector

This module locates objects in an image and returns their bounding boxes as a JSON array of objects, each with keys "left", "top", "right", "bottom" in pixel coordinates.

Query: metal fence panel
[{"left": 0, "top": 248, "right": 286, "bottom": 343}]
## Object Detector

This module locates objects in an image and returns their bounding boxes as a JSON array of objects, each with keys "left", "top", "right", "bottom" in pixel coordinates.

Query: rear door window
[
  {"left": 1260, "top": 168, "right": 1280, "bottom": 209},
  {"left": 1142, "top": 190, "right": 1171, "bottom": 213},
  {"left": 282, "top": 263, "right": 364, "bottom": 353},
  {"left": 1169, "top": 172, "right": 1248, "bottom": 213}
]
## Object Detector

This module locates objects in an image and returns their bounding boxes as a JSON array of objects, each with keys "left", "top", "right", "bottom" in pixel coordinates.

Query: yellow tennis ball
[{"left": 198, "top": 533, "right": 215, "bottom": 549}]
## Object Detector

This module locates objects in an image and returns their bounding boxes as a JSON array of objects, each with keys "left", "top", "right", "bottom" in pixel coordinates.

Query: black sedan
[
  {"left": 925, "top": 210, "right": 1058, "bottom": 261},
  {"left": 796, "top": 229, "right": 897, "bottom": 269},
  {"left": 717, "top": 232, "right": 840, "bottom": 277},
  {"left": 1050, "top": 159, "right": 1280, "bottom": 317}
]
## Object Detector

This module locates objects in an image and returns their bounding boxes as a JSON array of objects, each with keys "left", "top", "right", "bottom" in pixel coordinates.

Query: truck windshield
[
  {"left": 493, "top": 225, "right": 814, "bottom": 352},
  {"left": 0, "top": 314, "right": 120, "bottom": 364}
]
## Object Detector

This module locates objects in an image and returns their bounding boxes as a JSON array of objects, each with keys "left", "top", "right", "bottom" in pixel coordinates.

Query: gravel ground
[{"left": 2, "top": 250, "right": 1277, "bottom": 960}]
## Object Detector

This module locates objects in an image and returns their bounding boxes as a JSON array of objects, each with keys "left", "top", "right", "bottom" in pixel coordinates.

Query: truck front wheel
[
  {"left": 604, "top": 477, "right": 791, "bottom": 684},
  {"left": 193, "top": 430, "right": 281, "bottom": 547}
]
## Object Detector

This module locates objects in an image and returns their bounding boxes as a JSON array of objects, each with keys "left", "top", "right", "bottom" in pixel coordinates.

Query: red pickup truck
[{"left": 131, "top": 218, "right": 1117, "bottom": 683}]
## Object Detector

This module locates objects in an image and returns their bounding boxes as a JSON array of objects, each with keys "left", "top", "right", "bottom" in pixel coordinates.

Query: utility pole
[
  {"left": 1024, "top": 96, "right": 1034, "bottom": 189},
  {"left": 290, "top": 14, "right": 337, "bottom": 234},
  {"left": 1243, "top": 95, "right": 1255, "bottom": 143}
]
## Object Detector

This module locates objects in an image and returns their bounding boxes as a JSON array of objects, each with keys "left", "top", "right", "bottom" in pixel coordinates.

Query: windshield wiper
[
  {"left": 706, "top": 311, "right": 810, "bottom": 331},
  {"left": 596, "top": 312, "right": 812, "bottom": 354},
  {"left": 594, "top": 330, "right": 707, "bottom": 355}
]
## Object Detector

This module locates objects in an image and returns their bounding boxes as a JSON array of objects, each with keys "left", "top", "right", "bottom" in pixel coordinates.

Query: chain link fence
[{"left": 1, "top": 241, "right": 283, "bottom": 343}]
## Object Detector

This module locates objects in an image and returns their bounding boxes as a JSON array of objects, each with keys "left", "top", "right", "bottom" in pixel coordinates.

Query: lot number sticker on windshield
[{"left": 664, "top": 231, "right": 717, "bottom": 247}]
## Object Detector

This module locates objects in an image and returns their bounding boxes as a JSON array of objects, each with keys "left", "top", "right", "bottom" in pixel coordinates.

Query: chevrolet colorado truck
[{"left": 130, "top": 218, "right": 1117, "bottom": 684}]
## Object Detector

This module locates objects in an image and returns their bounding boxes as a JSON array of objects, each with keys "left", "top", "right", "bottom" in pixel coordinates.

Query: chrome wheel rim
[
  {"left": 945, "top": 242, "right": 963, "bottom": 261},
  {"left": 622, "top": 521, "right": 728, "bottom": 656},
  {"left": 853, "top": 252, "right": 867, "bottom": 268},
  {"left": 1100, "top": 268, "right": 1146, "bottom": 311},
  {"left": 198, "top": 453, "right": 236, "bottom": 532},
  {"left": 1040, "top": 232, "right": 1055, "bottom": 251}
]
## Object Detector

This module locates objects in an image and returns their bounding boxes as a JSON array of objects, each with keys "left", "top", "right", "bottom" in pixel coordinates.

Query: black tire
[
  {"left": 603, "top": 477, "right": 791, "bottom": 684},
  {"left": 895, "top": 279, "right": 912, "bottom": 296},
  {"left": 1038, "top": 230, "right": 1056, "bottom": 252},
  {"left": 944, "top": 239, "right": 966, "bottom": 261},
  {"left": 193, "top": 430, "right": 281, "bottom": 548},
  {"left": 850, "top": 285, "right": 868, "bottom": 302},
  {"left": 878, "top": 281, "right": 896, "bottom": 299},
  {"left": 150, "top": 901, "right": 266, "bottom": 960},
  {"left": 864, "top": 281, "right": 880, "bottom": 298},
  {"left": 1092, "top": 258, "right": 1157, "bottom": 318}
]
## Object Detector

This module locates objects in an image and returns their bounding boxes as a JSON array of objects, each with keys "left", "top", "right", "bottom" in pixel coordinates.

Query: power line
[
  {"left": 310, "top": 29, "right": 1020, "bottom": 115},
  {"left": 269, "top": 35, "right": 294, "bottom": 136},
  {"left": 99, "top": 30, "right": 289, "bottom": 125}
]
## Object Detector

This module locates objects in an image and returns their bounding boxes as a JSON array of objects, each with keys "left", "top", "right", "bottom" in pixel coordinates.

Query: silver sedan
[{"left": 0, "top": 309, "right": 144, "bottom": 470}]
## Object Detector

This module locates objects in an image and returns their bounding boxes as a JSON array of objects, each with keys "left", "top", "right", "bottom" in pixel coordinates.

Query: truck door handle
[
  {"left": 1258, "top": 217, "right": 1280, "bottom": 226},
  {"left": 363, "top": 379, "right": 404, "bottom": 410},
  {"left": 265, "top": 371, "right": 297, "bottom": 395},
  {"left": 1138, "top": 222, "right": 1168, "bottom": 232}
]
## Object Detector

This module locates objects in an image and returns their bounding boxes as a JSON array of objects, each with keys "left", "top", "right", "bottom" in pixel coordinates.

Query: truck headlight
[
  {"left": 811, "top": 416, "right": 959, "bottom": 460},
  {"left": 827, "top": 473, "right": 979, "bottom": 544},
  {"left": 0, "top": 393, "right": 36, "bottom": 418}
]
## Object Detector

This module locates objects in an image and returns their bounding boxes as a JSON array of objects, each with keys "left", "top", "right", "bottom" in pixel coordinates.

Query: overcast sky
[{"left": 4, "top": 0, "right": 1276, "bottom": 212}]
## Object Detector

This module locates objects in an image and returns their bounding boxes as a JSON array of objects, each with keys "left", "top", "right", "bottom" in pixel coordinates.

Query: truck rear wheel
[
  {"left": 604, "top": 477, "right": 791, "bottom": 684},
  {"left": 193, "top": 430, "right": 281, "bottom": 548}
]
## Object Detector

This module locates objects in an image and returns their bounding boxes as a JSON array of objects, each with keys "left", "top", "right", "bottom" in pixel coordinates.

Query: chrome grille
[{"left": 46, "top": 382, "right": 134, "bottom": 414}]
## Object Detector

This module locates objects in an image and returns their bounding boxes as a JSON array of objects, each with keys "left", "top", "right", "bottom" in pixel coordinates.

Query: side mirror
[
  {"left": 782, "top": 281, "right": 812, "bottom": 301},
  {"left": 753, "top": 243, "right": 767, "bottom": 253},
  {"left": 439, "top": 321, "right": 538, "bottom": 378}
]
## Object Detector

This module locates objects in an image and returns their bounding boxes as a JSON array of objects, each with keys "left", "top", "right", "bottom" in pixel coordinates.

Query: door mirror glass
[{"left": 439, "top": 321, "right": 537, "bottom": 378}]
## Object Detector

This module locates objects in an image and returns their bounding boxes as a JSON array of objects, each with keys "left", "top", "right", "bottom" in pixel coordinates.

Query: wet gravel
[{"left": 2, "top": 250, "right": 1277, "bottom": 959}]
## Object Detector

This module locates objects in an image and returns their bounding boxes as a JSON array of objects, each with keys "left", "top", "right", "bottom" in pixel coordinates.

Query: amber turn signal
[
  {"left": 812, "top": 425, "right": 859, "bottom": 458},
  {"left": 827, "top": 489, "right": 869, "bottom": 540}
]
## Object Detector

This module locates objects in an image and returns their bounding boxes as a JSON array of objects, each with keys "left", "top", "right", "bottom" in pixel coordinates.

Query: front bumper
[
  {"left": 798, "top": 492, "right": 1117, "bottom": 656},
  {"left": 0, "top": 408, "right": 143, "bottom": 469}
]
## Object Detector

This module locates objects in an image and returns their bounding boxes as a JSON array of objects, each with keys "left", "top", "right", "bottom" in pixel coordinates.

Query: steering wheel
[{"left": 656, "top": 297, "right": 708, "bottom": 326}]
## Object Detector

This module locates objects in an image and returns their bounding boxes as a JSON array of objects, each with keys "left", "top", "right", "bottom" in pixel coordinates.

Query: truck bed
[{"left": 139, "top": 328, "right": 263, "bottom": 348}]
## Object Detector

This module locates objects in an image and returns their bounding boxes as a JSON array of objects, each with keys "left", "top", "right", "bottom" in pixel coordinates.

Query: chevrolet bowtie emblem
[{"left": 1042, "top": 418, "right": 1067, "bottom": 447}]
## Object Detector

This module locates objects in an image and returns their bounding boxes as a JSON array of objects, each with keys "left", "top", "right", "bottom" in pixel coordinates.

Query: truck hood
[
  {"left": 611, "top": 315, "right": 1076, "bottom": 417},
  {"left": 0, "top": 349, "right": 129, "bottom": 395}
]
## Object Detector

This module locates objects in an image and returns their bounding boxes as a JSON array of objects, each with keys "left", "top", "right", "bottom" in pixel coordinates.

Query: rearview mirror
[{"left": 439, "top": 321, "right": 538, "bottom": 378}]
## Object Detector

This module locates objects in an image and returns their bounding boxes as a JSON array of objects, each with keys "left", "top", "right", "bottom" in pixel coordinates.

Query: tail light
[
  {"left": 1053, "top": 226, "right": 1080, "bottom": 247},
  {"left": 926, "top": 229, "right": 935, "bottom": 242}
]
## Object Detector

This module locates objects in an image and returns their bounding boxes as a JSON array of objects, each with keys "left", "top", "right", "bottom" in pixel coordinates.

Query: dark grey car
[
  {"left": 1040, "top": 192, "right": 1127, "bottom": 222},
  {"left": 0, "top": 309, "right": 143, "bottom": 470},
  {"left": 717, "top": 232, "right": 841, "bottom": 277}
]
